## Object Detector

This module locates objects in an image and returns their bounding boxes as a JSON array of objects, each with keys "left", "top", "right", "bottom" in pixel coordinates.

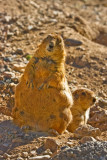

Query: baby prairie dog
[
  {"left": 12, "top": 33, "right": 73, "bottom": 134},
  {"left": 67, "top": 88, "right": 96, "bottom": 133}
]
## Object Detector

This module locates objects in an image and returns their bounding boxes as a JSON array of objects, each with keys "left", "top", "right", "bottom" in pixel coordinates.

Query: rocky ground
[{"left": 0, "top": 0, "right": 107, "bottom": 159}]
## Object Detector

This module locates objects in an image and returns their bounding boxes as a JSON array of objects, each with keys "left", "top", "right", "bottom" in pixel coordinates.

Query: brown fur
[
  {"left": 12, "top": 33, "right": 73, "bottom": 134},
  {"left": 67, "top": 88, "right": 96, "bottom": 133}
]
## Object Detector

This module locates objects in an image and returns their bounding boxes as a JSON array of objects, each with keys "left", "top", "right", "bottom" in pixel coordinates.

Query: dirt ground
[{"left": 0, "top": 0, "right": 107, "bottom": 159}]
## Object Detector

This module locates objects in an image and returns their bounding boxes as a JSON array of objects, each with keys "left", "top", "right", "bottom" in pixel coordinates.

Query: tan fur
[
  {"left": 67, "top": 88, "right": 96, "bottom": 133},
  {"left": 12, "top": 33, "right": 73, "bottom": 134}
]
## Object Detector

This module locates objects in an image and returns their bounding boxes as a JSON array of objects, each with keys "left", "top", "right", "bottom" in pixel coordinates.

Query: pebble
[
  {"left": 30, "top": 150, "right": 36, "bottom": 156},
  {"left": 97, "top": 98, "right": 107, "bottom": 109},
  {"left": 43, "top": 149, "right": 52, "bottom": 156},
  {"left": 22, "top": 152, "right": 29, "bottom": 158},
  {"left": 11, "top": 77, "right": 19, "bottom": 84},
  {"left": 12, "top": 63, "right": 25, "bottom": 72},
  {"left": 3, "top": 153, "right": 11, "bottom": 158},
  {"left": 4, "top": 16, "right": 12, "bottom": 22},
  {"left": 3, "top": 143, "right": 10, "bottom": 147},
  {"left": 28, "top": 155, "right": 51, "bottom": 160},
  {"left": 30, "top": 1, "right": 39, "bottom": 8},
  {"left": 61, "top": 146, "right": 70, "bottom": 151},
  {"left": 44, "top": 138, "right": 59, "bottom": 153},
  {"left": 0, "top": 67, "right": 5, "bottom": 72},
  {"left": 12, "top": 137, "right": 23, "bottom": 143},
  {"left": 0, "top": 45, "right": 5, "bottom": 51},
  {"left": 88, "top": 106, "right": 107, "bottom": 131},
  {"left": 3, "top": 57, "right": 12, "bottom": 62},
  {"left": 17, "top": 157, "right": 24, "bottom": 160},
  {"left": 4, "top": 71, "right": 15, "bottom": 79},
  {"left": 0, "top": 80, "right": 5, "bottom": 88},
  {"left": 28, "top": 25, "right": 34, "bottom": 30},
  {"left": 66, "top": 142, "right": 73, "bottom": 147},
  {"left": 80, "top": 136, "right": 96, "bottom": 144},
  {"left": 7, "top": 32, "right": 14, "bottom": 37},
  {"left": 9, "top": 82, "right": 16, "bottom": 92},
  {"left": 74, "top": 124, "right": 101, "bottom": 138},
  {"left": 15, "top": 48, "right": 23, "bottom": 55}
]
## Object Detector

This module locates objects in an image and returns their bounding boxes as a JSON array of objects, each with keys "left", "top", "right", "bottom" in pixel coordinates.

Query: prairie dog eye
[
  {"left": 81, "top": 92, "right": 86, "bottom": 96},
  {"left": 47, "top": 42, "right": 54, "bottom": 52}
]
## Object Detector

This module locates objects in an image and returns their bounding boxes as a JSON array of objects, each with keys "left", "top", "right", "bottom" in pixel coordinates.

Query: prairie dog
[
  {"left": 67, "top": 88, "right": 96, "bottom": 133},
  {"left": 12, "top": 33, "right": 73, "bottom": 134}
]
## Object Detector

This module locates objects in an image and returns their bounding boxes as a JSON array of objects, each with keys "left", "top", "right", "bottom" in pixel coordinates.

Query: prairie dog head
[
  {"left": 72, "top": 88, "right": 96, "bottom": 111},
  {"left": 38, "top": 33, "right": 66, "bottom": 63}
]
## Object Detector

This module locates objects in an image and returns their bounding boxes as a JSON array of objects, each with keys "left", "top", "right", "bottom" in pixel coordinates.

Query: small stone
[
  {"left": 74, "top": 124, "right": 101, "bottom": 138},
  {"left": 3, "top": 153, "right": 11, "bottom": 158},
  {"left": 80, "top": 136, "right": 96, "bottom": 144},
  {"left": 0, "top": 45, "right": 5, "bottom": 51},
  {"left": 89, "top": 106, "right": 107, "bottom": 131},
  {"left": 65, "top": 39, "right": 82, "bottom": 47},
  {"left": 5, "top": 79, "right": 11, "bottom": 83},
  {"left": 73, "top": 55, "right": 89, "bottom": 68},
  {"left": 0, "top": 67, "right": 5, "bottom": 72},
  {"left": 49, "top": 19, "right": 57, "bottom": 23},
  {"left": 61, "top": 146, "right": 70, "bottom": 150},
  {"left": 22, "top": 152, "right": 28, "bottom": 158},
  {"left": 44, "top": 138, "right": 59, "bottom": 153},
  {"left": 28, "top": 155, "right": 51, "bottom": 160},
  {"left": 3, "top": 143, "right": 9, "bottom": 147},
  {"left": 11, "top": 77, "right": 19, "bottom": 84},
  {"left": 4, "top": 16, "right": 12, "bottom": 22},
  {"left": 30, "top": 150, "right": 36, "bottom": 156},
  {"left": 28, "top": 25, "right": 34, "bottom": 30},
  {"left": 6, "top": 43, "right": 11, "bottom": 47},
  {"left": 48, "top": 129, "right": 59, "bottom": 136},
  {"left": 3, "top": 57, "right": 12, "bottom": 62},
  {"left": 4, "top": 71, "right": 15, "bottom": 79},
  {"left": 66, "top": 142, "right": 73, "bottom": 147},
  {"left": 7, "top": 32, "right": 14, "bottom": 37},
  {"left": 12, "top": 63, "right": 26, "bottom": 72},
  {"left": 17, "top": 157, "right": 24, "bottom": 160},
  {"left": 9, "top": 83, "right": 16, "bottom": 92},
  {"left": 97, "top": 98, "right": 107, "bottom": 109},
  {"left": 43, "top": 149, "right": 52, "bottom": 156},
  {"left": 17, "top": 153, "right": 21, "bottom": 157},
  {"left": 12, "top": 137, "right": 23, "bottom": 143},
  {"left": 30, "top": 1, "right": 39, "bottom": 8},
  {"left": 0, "top": 80, "right": 5, "bottom": 89},
  {"left": 15, "top": 48, "right": 23, "bottom": 55},
  {"left": 76, "top": 46, "right": 85, "bottom": 51}
]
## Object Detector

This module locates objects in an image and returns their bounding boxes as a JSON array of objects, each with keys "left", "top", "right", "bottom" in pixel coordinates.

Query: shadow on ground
[{"left": 0, "top": 120, "right": 49, "bottom": 154}]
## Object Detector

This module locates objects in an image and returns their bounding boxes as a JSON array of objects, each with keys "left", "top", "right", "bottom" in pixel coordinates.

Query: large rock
[
  {"left": 44, "top": 138, "right": 59, "bottom": 153},
  {"left": 88, "top": 106, "right": 107, "bottom": 131},
  {"left": 74, "top": 124, "right": 101, "bottom": 138},
  {"left": 52, "top": 141, "right": 107, "bottom": 160}
]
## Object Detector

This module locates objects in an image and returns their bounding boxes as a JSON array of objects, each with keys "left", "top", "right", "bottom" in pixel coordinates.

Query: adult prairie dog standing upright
[{"left": 12, "top": 33, "right": 73, "bottom": 134}]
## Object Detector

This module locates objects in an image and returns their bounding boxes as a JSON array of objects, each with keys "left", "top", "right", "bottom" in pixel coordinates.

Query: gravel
[{"left": 52, "top": 141, "right": 107, "bottom": 160}]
